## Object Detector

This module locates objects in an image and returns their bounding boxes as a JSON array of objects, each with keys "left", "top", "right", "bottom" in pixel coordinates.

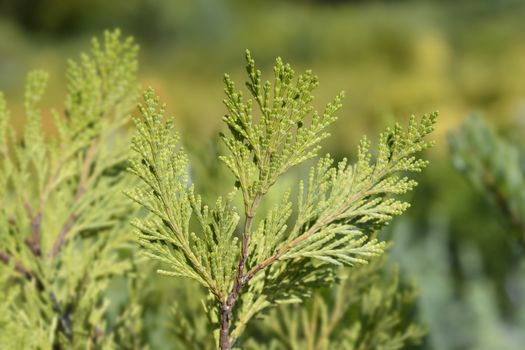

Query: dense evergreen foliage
[
  {"left": 0, "top": 31, "right": 437, "bottom": 349},
  {"left": 128, "top": 50, "right": 436, "bottom": 349},
  {"left": 0, "top": 30, "right": 144, "bottom": 349}
]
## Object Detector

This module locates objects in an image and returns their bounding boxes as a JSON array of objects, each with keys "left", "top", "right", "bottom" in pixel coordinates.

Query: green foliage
[
  {"left": 384, "top": 116, "right": 525, "bottom": 350},
  {"left": 170, "top": 279, "right": 217, "bottom": 349},
  {"left": 449, "top": 116, "right": 525, "bottom": 242},
  {"left": 244, "top": 257, "right": 425, "bottom": 350},
  {"left": 128, "top": 50, "right": 436, "bottom": 349},
  {"left": 0, "top": 28, "right": 436, "bottom": 349},
  {"left": 0, "top": 30, "right": 144, "bottom": 349},
  {"left": 221, "top": 51, "right": 344, "bottom": 204},
  {"left": 390, "top": 214, "right": 525, "bottom": 350}
]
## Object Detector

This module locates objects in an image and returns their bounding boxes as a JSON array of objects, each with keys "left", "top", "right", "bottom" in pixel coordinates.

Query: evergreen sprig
[
  {"left": 129, "top": 51, "right": 437, "bottom": 349},
  {"left": 0, "top": 30, "right": 143, "bottom": 349}
]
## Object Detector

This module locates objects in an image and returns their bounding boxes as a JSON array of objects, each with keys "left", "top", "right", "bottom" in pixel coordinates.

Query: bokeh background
[{"left": 1, "top": 0, "right": 525, "bottom": 349}]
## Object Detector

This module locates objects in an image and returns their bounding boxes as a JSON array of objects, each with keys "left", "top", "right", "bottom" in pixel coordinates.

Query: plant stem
[
  {"left": 219, "top": 194, "right": 261, "bottom": 350},
  {"left": 49, "top": 142, "right": 96, "bottom": 258},
  {"left": 0, "top": 251, "right": 33, "bottom": 279},
  {"left": 25, "top": 212, "right": 42, "bottom": 256},
  {"left": 219, "top": 302, "right": 232, "bottom": 350},
  {"left": 0, "top": 250, "right": 43, "bottom": 290}
]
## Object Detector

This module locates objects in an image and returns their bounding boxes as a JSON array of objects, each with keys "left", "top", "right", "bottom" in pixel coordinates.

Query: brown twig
[
  {"left": 219, "top": 194, "right": 261, "bottom": 350},
  {"left": 28, "top": 151, "right": 76, "bottom": 257},
  {"left": 49, "top": 143, "right": 96, "bottom": 258},
  {"left": 25, "top": 212, "right": 42, "bottom": 256},
  {"left": 0, "top": 251, "right": 33, "bottom": 279},
  {"left": 21, "top": 199, "right": 43, "bottom": 256},
  {"left": 219, "top": 215, "right": 255, "bottom": 349}
]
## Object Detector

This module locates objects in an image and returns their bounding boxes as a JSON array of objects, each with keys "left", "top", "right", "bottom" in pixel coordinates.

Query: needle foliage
[
  {"left": 244, "top": 256, "right": 425, "bottom": 350},
  {"left": 127, "top": 50, "right": 437, "bottom": 349},
  {"left": 0, "top": 30, "right": 144, "bottom": 349}
]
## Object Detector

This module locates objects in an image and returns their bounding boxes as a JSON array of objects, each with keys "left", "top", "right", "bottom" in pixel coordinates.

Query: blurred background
[{"left": 1, "top": 0, "right": 525, "bottom": 349}]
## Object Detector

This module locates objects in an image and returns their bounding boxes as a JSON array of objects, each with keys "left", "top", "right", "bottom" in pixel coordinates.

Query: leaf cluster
[
  {"left": 128, "top": 51, "right": 436, "bottom": 349},
  {"left": 0, "top": 30, "right": 144, "bottom": 349}
]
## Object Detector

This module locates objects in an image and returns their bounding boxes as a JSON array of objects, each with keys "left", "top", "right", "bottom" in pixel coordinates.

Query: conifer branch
[
  {"left": 449, "top": 116, "right": 525, "bottom": 242},
  {"left": 49, "top": 141, "right": 96, "bottom": 258},
  {"left": 128, "top": 51, "right": 436, "bottom": 350},
  {"left": 0, "top": 30, "right": 141, "bottom": 348}
]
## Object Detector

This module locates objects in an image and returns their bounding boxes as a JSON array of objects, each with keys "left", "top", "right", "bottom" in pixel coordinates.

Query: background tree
[{"left": 0, "top": 30, "right": 145, "bottom": 349}]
